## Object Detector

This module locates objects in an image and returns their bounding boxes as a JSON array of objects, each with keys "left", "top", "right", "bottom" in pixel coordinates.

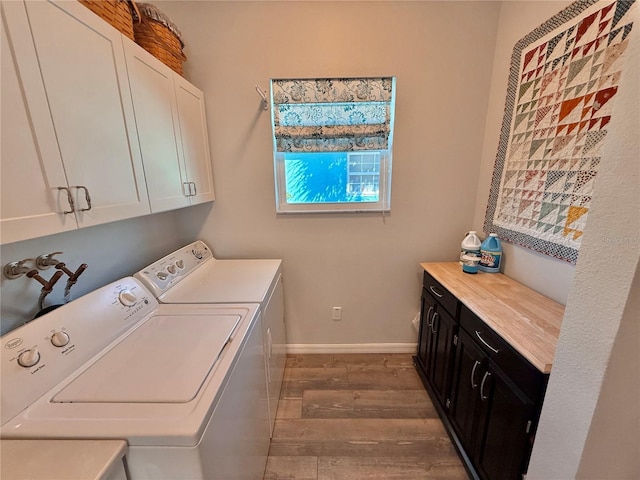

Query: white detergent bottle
[{"left": 460, "top": 231, "right": 482, "bottom": 264}]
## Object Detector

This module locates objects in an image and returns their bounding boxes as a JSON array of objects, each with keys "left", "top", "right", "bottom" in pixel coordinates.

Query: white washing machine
[
  {"left": 1, "top": 278, "right": 270, "bottom": 480},
  {"left": 134, "top": 241, "right": 286, "bottom": 437}
]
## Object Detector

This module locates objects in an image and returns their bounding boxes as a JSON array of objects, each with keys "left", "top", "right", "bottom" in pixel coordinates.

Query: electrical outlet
[{"left": 332, "top": 306, "right": 342, "bottom": 321}]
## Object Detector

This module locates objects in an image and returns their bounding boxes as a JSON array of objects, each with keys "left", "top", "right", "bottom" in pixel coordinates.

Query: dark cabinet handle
[
  {"left": 475, "top": 330, "right": 500, "bottom": 354},
  {"left": 429, "top": 285, "right": 443, "bottom": 298},
  {"left": 480, "top": 371, "right": 492, "bottom": 401},
  {"left": 471, "top": 360, "right": 481, "bottom": 389}
]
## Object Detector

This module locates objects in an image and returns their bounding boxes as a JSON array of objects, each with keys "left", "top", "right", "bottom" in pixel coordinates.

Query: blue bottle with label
[{"left": 479, "top": 233, "right": 502, "bottom": 273}]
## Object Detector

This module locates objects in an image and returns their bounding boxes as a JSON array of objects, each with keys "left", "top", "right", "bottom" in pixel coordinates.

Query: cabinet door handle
[
  {"left": 475, "top": 330, "right": 500, "bottom": 354},
  {"left": 58, "top": 187, "right": 75, "bottom": 214},
  {"left": 425, "top": 306, "right": 434, "bottom": 328},
  {"left": 480, "top": 371, "right": 491, "bottom": 401},
  {"left": 189, "top": 181, "right": 197, "bottom": 196},
  {"left": 430, "top": 311, "right": 438, "bottom": 334},
  {"left": 75, "top": 185, "right": 92, "bottom": 211},
  {"left": 471, "top": 360, "right": 481, "bottom": 389},
  {"left": 183, "top": 182, "right": 191, "bottom": 197},
  {"left": 429, "top": 285, "right": 443, "bottom": 298}
]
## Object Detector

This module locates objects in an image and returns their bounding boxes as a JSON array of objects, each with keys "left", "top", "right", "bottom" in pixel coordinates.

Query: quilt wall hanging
[{"left": 484, "top": 0, "right": 636, "bottom": 263}]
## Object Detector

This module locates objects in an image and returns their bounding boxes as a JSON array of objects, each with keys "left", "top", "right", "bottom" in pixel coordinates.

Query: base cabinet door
[
  {"left": 428, "top": 305, "right": 456, "bottom": 406},
  {"left": 449, "top": 330, "right": 486, "bottom": 455},
  {"left": 475, "top": 368, "right": 535, "bottom": 480},
  {"left": 262, "top": 274, "right": 286, "bottom": 437},
  {"left": 450, "top": 330, "right": 535, "bottom": 480},
  {"left": 417, "top": 290, "right": 437, "bottom": 371}
]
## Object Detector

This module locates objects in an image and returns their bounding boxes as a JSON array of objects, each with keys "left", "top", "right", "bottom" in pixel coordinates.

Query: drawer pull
[
  {"left": 480, "top": 371, "right": 491, "bottom": 401},
  {"left": 429, "top": 285, "right": 443, "bottom": 298},
  {"left": 431, "top": 312, "right": 438, "bottom": 334},
  {"left": 471, "top": 360, "right": 480, "bottom": 389},
  {"left": 475, "top": 330, "right": 500, "bottom": 354}
]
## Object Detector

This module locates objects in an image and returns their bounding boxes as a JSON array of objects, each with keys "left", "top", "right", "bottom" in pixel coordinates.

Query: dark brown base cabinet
[{"left": 415, "top": 270, "right": 549, "bottom": 480}]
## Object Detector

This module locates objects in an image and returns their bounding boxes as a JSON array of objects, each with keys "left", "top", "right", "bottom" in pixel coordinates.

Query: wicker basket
[
  {"left": 78, "top": 0, "right": 137, "bottom": 41},
  {"left": 134, "top": 3, "right": 186, "bottom": 75}
]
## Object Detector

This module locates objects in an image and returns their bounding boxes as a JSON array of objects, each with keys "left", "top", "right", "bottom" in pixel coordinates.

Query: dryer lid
[{"left": 53, "top": 313, "right": 240, "bottom": 404}]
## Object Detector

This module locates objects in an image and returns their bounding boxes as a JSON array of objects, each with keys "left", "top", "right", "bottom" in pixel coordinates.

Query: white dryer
[
  {"left": 134, "top": 241, "right": 286, "bottom": 436},
  {"left": 1, "top": 278, "right": 270, "bottom": 480}
]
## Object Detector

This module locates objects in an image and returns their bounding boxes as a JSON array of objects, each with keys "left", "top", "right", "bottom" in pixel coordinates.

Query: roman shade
[{"left": 271, "top": 77, "right": 395, "bottom": 153}]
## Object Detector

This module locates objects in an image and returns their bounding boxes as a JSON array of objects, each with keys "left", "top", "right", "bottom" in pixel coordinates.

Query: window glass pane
[{"left": 284, "top": 152, "right": 380, "bottom": 204}]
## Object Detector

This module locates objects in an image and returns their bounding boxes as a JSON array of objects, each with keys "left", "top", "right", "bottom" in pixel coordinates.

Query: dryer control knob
[
  {"left": 18, "top": 348, "right": 40, "bottom": 368},
  {"left": 118, "top": 290, "right": 138, "bottom": 307},
  {"left": 51, "top": 331, "right": 70, "bottom": 347}
]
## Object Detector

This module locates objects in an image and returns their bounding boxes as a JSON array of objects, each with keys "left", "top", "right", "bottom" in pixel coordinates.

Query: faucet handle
[
  {"left": 3, "top": 259, "right": 34, "bottom": 279},
  {"left": 36, "top": 252, "right": 64, "bottom": 270}
]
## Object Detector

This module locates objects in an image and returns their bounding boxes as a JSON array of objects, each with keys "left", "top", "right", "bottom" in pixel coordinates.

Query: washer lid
[{"left": 52, "top": 313, "right": 240, "bottom": 404}]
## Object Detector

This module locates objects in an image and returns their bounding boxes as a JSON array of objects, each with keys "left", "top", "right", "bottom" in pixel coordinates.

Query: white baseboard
[{"left": 286, "top": 343, "right": 417, "bottom": 354}]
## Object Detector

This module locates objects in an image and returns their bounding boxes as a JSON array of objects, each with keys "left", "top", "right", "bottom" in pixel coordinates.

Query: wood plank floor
[{"left": 264, "top": 353, "right": 468, "bottom": 480}]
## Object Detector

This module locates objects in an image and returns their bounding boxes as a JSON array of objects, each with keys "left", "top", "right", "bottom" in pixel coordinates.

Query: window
[{"left": 271, "top": 77, "right": 396, "bottom": 213}]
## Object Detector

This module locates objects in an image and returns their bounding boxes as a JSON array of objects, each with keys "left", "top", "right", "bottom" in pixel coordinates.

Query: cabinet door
[
  {"left": 417, "top": 289, "right": 436, "bottom": 370},
  {"left": 1, "top": 2, "right": 77, "bottom": 244},
  {"left": 24, "top": 0, "right": 150, "bottom": 228},
  {"left": 263, "top": 274, "right": 286, "bottom": 437},
  {"left": 124, "top": 39, "right": 189, "bottom": 212},
  {"left": 174, "top": 75, "right": 215, "bottom": 205},
  {"left": 428, "top": 305, "right": 456, "bottom": 406},
  {"left": 475, "top": 366, "right": 535, "bottom": 480},
  {"left": 449, "top": 329, "right": 486, "bottom": 455}
]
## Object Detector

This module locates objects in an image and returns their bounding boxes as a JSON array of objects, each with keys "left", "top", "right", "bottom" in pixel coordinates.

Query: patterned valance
[{"left": 271, "top": 77, "right": 395, "bottom": 153}]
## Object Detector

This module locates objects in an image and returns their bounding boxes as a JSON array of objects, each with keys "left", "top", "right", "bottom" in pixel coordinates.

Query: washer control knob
[
  {"left": 18, "top": 348, "right": 40, "bottom": 368},
  {"left": 156, "top": 271, "right": 168, "bottom": 281},
  {"left": 192, "top": 249, "right": 204, "bottom": 260},
  {"left": 51, "top": 331, "right": 70, "bottom": 347},
  {"left": 175, "top": 260, "right": 185, "bottom": 270},
  {"left": 167, "top": 264, "right": 177, "bottom": 275},
  {"left": 118, "top": 289, "right": 137, "bottom": 307}
]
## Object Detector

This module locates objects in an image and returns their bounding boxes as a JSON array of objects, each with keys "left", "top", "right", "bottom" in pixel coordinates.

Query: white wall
[
  {"left": 160, "top": 0, "right": 501, "bottom": 348},
  {"left": 527, "top": 2, "right": 640, "bottom": 476},
  {"left": 472, "top": 0, "right": 575, "bottom": 304},
  {"left": 0, "top": 207, "right": 208, "bottom": 334}
]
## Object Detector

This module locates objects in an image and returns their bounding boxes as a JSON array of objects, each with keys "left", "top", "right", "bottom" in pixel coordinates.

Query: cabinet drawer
[
  {"left": 422, "top": 271, "right": 458, "bottom": 318},
  {"left": 459, "top": 304, "right": 546, "bottom": 400}
]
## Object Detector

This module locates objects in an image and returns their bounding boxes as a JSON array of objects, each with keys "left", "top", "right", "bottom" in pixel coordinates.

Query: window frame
[{"left": 274, "top": 149, "right": 392, "bottom": 214}]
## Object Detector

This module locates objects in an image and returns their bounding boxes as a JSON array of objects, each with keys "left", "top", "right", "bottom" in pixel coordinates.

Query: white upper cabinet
[
  {"left": 124, "top": 39, "right": 189, "bottom": 212},
  {"left": 124, "top": 39, "right": 215, "bottom": 212},
  {"left": 1, "top": 0, "right": 214, "bottom": 245},
  {"left": 1, "top": 0, "right": 150, "bottom": 245},
  {"left": 173, "top": 76, "right": 215, "bottom": 206},
  {"left": 1, "top": 1, "right": 77, "bottom": 244},
  {"left": 23, "top": 0, "right": 150, "bottom": 227}
]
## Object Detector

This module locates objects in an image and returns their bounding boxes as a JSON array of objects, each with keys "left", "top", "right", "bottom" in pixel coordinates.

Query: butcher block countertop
[{"left": 421, "top": 262, "right": 565, "bottom": 374}]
